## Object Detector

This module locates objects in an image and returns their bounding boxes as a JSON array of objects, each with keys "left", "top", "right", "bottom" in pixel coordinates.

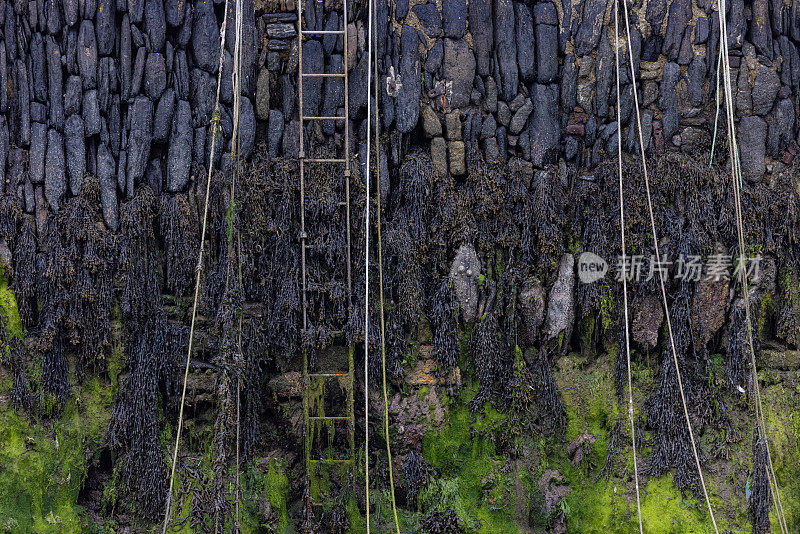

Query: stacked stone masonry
[{"left": 0, "top": 0, "right": 799, "bottom": 232}]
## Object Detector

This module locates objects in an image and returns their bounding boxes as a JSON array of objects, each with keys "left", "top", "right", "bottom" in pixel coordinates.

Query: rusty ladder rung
[
  {"left": 301, "top": 72, "right": 346, "bottom": 78},
  {"left": 308, "top": 372, "right": 349, "bottom": 377},
  {"left": 301, "top": 30, "right": 346, "bottom": 35},
  {"left": 302, "top": 115, "right": 346, "bottom": 120},
  {"left": 304, "top": 158, "right": 346, "bottom": 163},
  {"left": 309, "top": 416, "right": 349, "bottom": 421}
]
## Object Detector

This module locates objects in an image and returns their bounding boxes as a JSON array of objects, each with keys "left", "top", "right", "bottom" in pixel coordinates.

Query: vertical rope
[
  {"left": 613, "top": 4, "right": 643, "bottom": 531},
  {"left": 618, "top": 3, "right": 720, "bottom": 530},
  {"left": 364, "top": 0, "right": 374, "bottom": 528},
  {"left": 162, "top": 3, "right": 230, "bottom": 531},
  {"left": 716, "top": 5, "right": 788, "bottom": 531},
  {"left": 374, "top": 41, "right": 401, "bottom": 534}
]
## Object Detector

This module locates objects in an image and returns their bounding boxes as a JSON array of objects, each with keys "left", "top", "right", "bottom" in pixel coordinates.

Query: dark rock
[
  {"left": 738, "top": 115, "right": 767, "bottom": 182},
  {"left": 64, "top": 0, "right": 79, "bottom": 26},
  {"left": 469, "top": 0, "right": 492, "bottom": 75},
  {"left": 44, "top": 129, "right": 65, "bottom": 211},
  {"left": 561, "top": 55, "right": 577, "bottom": 110},
  {"left": 31, "top": 34, "right": 47, "bottom": 103},
  {"left": 509, "top": 98, "right": 532, "bottom": 135},
  {"left": 659, "top": 62, "right": 680, "bottom": 142},
  {"left": 595, "top": 33, "right": 613, "bottom": 118},
  {"left": 128, "top": 0, "right": 143, "bottom": 22},
  {"left": 78, "top": 20, "right": 98, "bottom": 89},
  {"left": 153, "top": 88, "right": 176, "bottom": 142},
  {"left": 127, "top": 96, "right": 153, "bottom": 184},
  {"left": 281, "top": 74, "right": 295, "bottom": 119},
  {"left": 109, "top": 95, "right": 121, "bottom": 156},
  {"left": 321, "top": 54, "right": 344, "bottom": 135},
  {"left": 301, "top": 39, "right": 323, "bottom": 116},
  {"left": 767, "top": 98, "right": 795, "bottom": 158},
  {"left": 727, "top": 0, "right": 745, "bottom": 48},
  {"left": 449, "top": 243, "right": 481, "bottom": 323},
  {"left": 695, "top": 17, "right": 709, "bottom": 43},
  {"left": 646, "top": 0, "right": 666, "bottom": 34},
  {"left": 641, "top": 35, "right": 662, "bottom": 61},
  {"left": 144, "top": 0, "right": 166, "bottom": 51},
  {"left": 192, "top": 0, "right": 219, "bottom": 72},
  {"left": 751, "top": 0, "right": 772, "bottom": 59},
  {"left": 396, "top": 0, "right": 408, "bottom": 19},
  {"left": 565, "top": 136, "right": 578, "bottom": 160},
  {"left": 662, "top": 0, "right": 691, "bottom": 60},
  {"left": 190, "top": 67, "right": 215, "bottom": 126},
  {"left": 120, "top": 15, "right": 132, "bottom": 100},
  {"left": 255, "top": 68, "right": 270, "bottom": 120},
  {"left": 165, "top": 100, "right": 191, "bottom": 192},
  {"left": 173, "top": 49, "right": 190, "bottom": 100},
  {"left": 83, "top": 89, "right": 101, "bottom": 136},
  {"left": 424, "top": 40, "right": 443, "bottom": 73},
  {"left": 544, "top": 253, "right": 575, "bottom": 341},
  {"left": 95, "top": 0, "right": 114, "bottom": 56},
  {"left": 165, "top": 0, "right": 187, "bottom": 26},
  {"left": 131, "top": 47, "right": 146, "bottom": 96},
  {"left": 518, "top": 277, "right": 545, "bottom": 347},
  {"left": 529, "top": 84, "right": 559, "bottom": 167},
  {"left": 442, "top": 38, "right": 475, "bottom": 109},
  {"left": 442, "top": 0, "right": 466, "bottom": 38},
  {"left": 322, "top": 13, "right": 338, "bottom": 55},
  {"left": 736, "top": 65, "right": 752, "bottom": 115},
  {"left": 268, "top": 109, "right": 284, "bottom": 158},
  {"left": 237, "top": 97, "right": 255, "bottom": 160},
  {"left": 97, "top": 143, "right": 117, "bottom": 231},
  {"left": 30, "top": 122, "right": 47, "bottom": 184},
  {"left": 31, "top": 103, "right": 47, "bottom": 124},
  {"left": 687, "top": 56, "right": 706, "bottom": 107},
  {"left": 145, "top": 52, "right": 167, "bottom": 100},
  {"left": 752, "top": 65, "right": 779, "bottom": 116},
  {"left": 45, "top": 37, "right": 63, "bottom": 130},
  {"left": 396, "top": 26, "right": 420, "bottom": 133},
  {"left": 514, "top": 3, "right": 535, "bottom": 82},
  {"left": 266, "top": 23, "right": 296, "bottom": 39},
  {"left": 64, "top": 115, "right": 85, "bottom": 195},
  {"left": 575, "top": 0, "right": 607, "bottom": 56},
  {"left": 535, "top": 3, "right": 558, "bottom": 84},
  {"left": 412, "top": 2, "right": 441, "bottom": 37},
  {"left": 494, "top": 0, "right": 517, "bottom": 100}
]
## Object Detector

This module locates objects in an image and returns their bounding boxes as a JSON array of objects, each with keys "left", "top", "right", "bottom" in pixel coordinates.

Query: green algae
[{"left": 0, "top": 265, "right": 24, "bottom": 343}]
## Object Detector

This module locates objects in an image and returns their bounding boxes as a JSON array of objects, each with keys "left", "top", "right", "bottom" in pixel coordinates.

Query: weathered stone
[
  {"left": 738, "top": 115, "right": 767, "bottom": 182},
  {"left": 237, "top": 97, "right": 255, "bottom": 160},
  {"left": 301, "top": 39, "right": 323, "bottom": 116},
  {"left": 659, "top": 62, "right": 680, "bottom": 142},
  {"left": 44, "top": 129, "right": 65, "bottom": 211},
  {"left": 255, "top": 68, "right": 270, "bottom": 120},
  {"left": 662, "top": 0, "right": 690, "bottom": 60},
  {"left": 445, "top": 112, "right": 461, "bottom": 140},
  {"left": 691, "top": 272, "right": 728, "bottom": 347},
  {"left": 497, "top": 100, "right": 511, "bottom": 127},
  {"left": 752, "top": 65, "right": 779, "bottom": 116},
  {"left": 165, "top": 100, "right": 191, "bottom": 192},
  {"left": 449, "top": 243, "right": 481, "bottom": 323},
  {"left": 735, "top": 65, "right": 752, "bottom": 115},
  {"left": 165, "top": 0, "right": 188, "bottom": 26},
  {"left": 518, "top": 277, "right": 545, "bottom": 347},
  {"left": 431, "top": 136, "right": 447, "bottom": 175},
  {"left": 83, "top": 89, "right": 101, "bottom": 136},
  {"left": 131, "top": 47, "right": 146, "bottom": 96},
  {"left": 153, "top": 88, "right": 176, "bottom": 143},
  {"left": 695, "top": 17, "right": 709, "bottom": 44},
  {"left": 64, "top": 115, "right": 85, "bottom": 196},
  {"left": 632, "top": 295, "right": 664, "bottom": 348},
  {"left": 529, "top": 84, "right": 559, "bottom": 167},
  {"left": 449, "top": 140, "right": 465, "bottom": 175},
  {"left": 469, "top": 0, "right": 492, "bottom": 75},
  {"left": 78, "top": 20, "right": 98, "bottom": 89},
  {"left": 321, "top": 54, "right": 344, "bottom": 135},
  {"left": 412, "top": 2, "right": 441, "bottom": 37},
  {"left": 30, "top": 122, "right": 47, "bottom": 184},
  {"left": 727, "top": 0, "right": 745, "bottom": 48},
  {"left": 144, "top": 52, "right": 167, "bottom": 100},
  {"left": 127, "top": 96, "right": 153, "bottom": 184},
  {"left": 595, "top": 33, "right": 613, "bottom": 118},
  {"left": 494, "top": 0, "right": 517, "bottom": 100},
  {"left": 767, "top": 98, "right": 795, "bottom": 158},
  {"left": 424, "top": 40, "right": 443, "bottom": 73},
  {"left": 422, "top": 105, "right": 441, "bottom": 137},
  {"left": 442, "top": 38, "right": 475, "bottom": 109},
  {"left": 575, "top": 0, "right": 607, "bottom": 56},
  {"left": 687, "top": 56, "right": 706, "bottom": 107},
  {"left": 442, "top": 0, "right": 466, "bottom": 38},
  {"left": 96, "top": 0, "right": 115, "bottom": 55},
  {"left": 544, "top": 253, "right": 575, "bottom": 341},
  {"left": 751, "top": 0, "right": 772, "bottom": 59},
  {"left": 267, "top": 109, "right": 284, "bottom": 158},
  {"left": 192, "top": 0, "right": 219, "bottom": 72},
  {"left": 515, "top": 3, "right": 535, "bottom": 82},
  {"left": 509, "top": 98, "right": 532, "bottom": 135},
  {"left": 534, "top": 3, "right": 558, "bottom": 84},
  {"left": 97, "top": 143, "right": 118, "bottom": 231},
  {"left": 396, "top": 26, "right": 420, "bottom": 133}
]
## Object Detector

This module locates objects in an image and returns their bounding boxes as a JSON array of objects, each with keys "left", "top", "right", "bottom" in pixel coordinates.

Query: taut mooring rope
[
  {"left": 162, "top": 1, "right": 231, "bottom": 530},
  {"left": 613, "top": 3, "right": 643, "bottom": 531},
  {"left": 618, "top": 2, "right": 720, "bottom": 530},
  {"left": 364, "top": 0, "right": 374, "bottom": 528}
]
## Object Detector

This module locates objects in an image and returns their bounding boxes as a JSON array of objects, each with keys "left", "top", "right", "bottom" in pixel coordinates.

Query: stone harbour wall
[{"left": 0, "top": 0, "right": 799, "bottom": 235}]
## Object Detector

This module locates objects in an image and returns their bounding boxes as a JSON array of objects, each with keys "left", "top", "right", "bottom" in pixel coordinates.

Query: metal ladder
[{"left": 297, "top": 0, "right": 355, "bottom": 511}]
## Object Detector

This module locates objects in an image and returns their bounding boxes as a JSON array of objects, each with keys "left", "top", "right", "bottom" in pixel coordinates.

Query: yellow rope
[
  {"left": 715, "top": 5, "right": 788, "bottom": 531},
  {"left": 613, "top": 3, "right": 642, "bottom": 531},
  {"left": 618, "top": 5, "right": 720, "bottom": 531},
  {"left": 374, "top": 39, "right": 401, "bottom": 534},
  {"left": 162, "top": 2, "right": 231, "bottom": 530}
]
